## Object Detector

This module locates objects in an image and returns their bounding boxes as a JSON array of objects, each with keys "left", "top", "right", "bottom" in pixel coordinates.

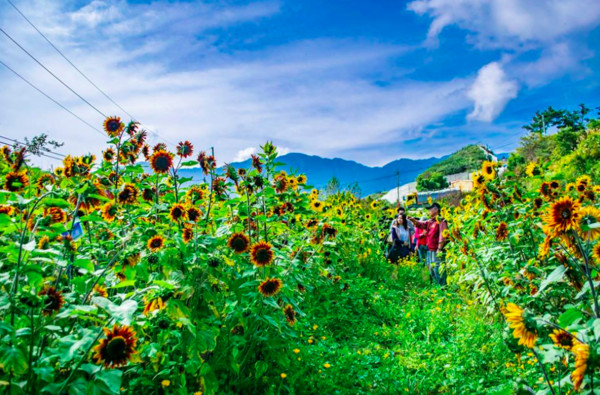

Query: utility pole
[{"left": 396, "top": 170, "right": 400, "bottom": 206}]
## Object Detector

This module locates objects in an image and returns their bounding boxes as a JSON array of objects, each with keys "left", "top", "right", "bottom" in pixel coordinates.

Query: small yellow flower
[
  {"left": 161, "top": 380, "right": 170, "bottom": 387},
  {"left": 313, "top": 324, "right": 318, "bottom": 330},
  {"left": 321, "top": 336, "right": 326, "bottom": 340},
  {"left": 323, "top": 363, "right": 331, "bottom": 368},
  {"left": 308, "top": 339, "right": 313, "bottom": 344},
  {"left": 280, "top": 373, "right": 287, "bottom": 379},
  {"left": 293, "top": 348, "right": 300, "bottom": 354}
]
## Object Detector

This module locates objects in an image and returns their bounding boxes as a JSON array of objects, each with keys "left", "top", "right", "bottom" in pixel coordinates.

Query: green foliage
[
  {"left": 420, "top": 145, "right": 489, "bottom": 177},
  {"left": 416, "top": 171, "right": 450, "bottom": 192}
]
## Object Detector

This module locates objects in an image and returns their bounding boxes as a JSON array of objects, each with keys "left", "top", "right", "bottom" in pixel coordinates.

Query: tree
[
  {"left": 416, "top": 171, "right": 449, "bottom": 192},
  {"left": 325, "top": 176, "right": 340, "bottom": 196}
]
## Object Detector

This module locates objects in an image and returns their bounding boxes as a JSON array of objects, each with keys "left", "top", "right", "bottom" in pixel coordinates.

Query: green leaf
[
  {"left": 73, "top": 259, "right": 95, "bottom": 272},
  {"left": 538, "top": 265, "right": 566, "bottom": 294},
  {"left": 0, "top": 346, "right": 28, "bottom": 375},
  {"left": 94, "top": 369, "right": 122, "bottom": 394},
  {"left": 43, "top": 198, "right": 71, "bottom": 208},
  {"left": 152, "top": 280, "right": 175, "bottom": 290},
  {"left": 559, "top": 309, "right": 583, "bottom": 327},
  {"left": 181, "top": 161, "right": 198, "bottom": 167},
  {"left": 92, "top": 297, "right": 138, "bottom": 325},
  {"left": 255, "top": 360, "right": 268, "bottom": 378}
]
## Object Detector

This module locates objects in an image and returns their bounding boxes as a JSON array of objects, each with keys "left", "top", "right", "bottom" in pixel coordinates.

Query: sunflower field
[{"left": 0, "top": 112, "right": 599, "bottom": 394}]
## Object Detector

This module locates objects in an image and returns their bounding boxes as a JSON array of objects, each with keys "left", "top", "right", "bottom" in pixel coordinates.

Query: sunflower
[
  {"left": 258, "top": 278, "right": 282, "bottom": 297},
  {"left": 274, "top": 175, "right": 288, "bottom": 193},
  {"left": 4, "top": 171, "right": 29, "bottom": 192},
  {"left": 540, "top": 182, "right": 552, "bottom": 198},
  {"left": 187, "top": 207, "right": 201, "bottom": 222},
  {"left": 44, "top": 207, "right": 66, "bottom": 224},
  {"left": 550, "top": 329, "right": 575, "bottom": 351},
  {"left": 481, "top": 161, "right": 496, "bottom": 180},
  {"left": 149, "top": 151, "right": 173, "bottom": 174},
  {"left": 142, "top": 187, "right": 155, "bottom": 202},
  {"left": 38, "top": 285, "right": 65, "bottom": 316},
  {"left": 186, "top": 185, "right": 205, "bottom": 204},
  {"left": 571, "top": 340, "right": 589, "bottom": 391},
  {"left": 117, "top": 183, "right": 139, "bottom": 205},
  {"left": 103, "top": 116, "right": 124, "bottom": 137},
  {"left": 566, "top": 183, "right": 577, "bottom": 192},
  {"left": 503, "top": 303, "right": 538, "bottom": 348},
  {"left": 37, "top": 235, "right": 50, "bottom": 249},
  {"left": 525, "top": 162, "right": 541, "bottom": 177},
  {"left": 197, "top": 151, "right": 216, "bottom": 175},
  {"left": 593, "top": 243, "right": 600, "bottom": 264},
  {"left": 169, "top": 203, "right": 187, "bottom": 222},
  {"left": 227, "top": 232, "right": 250, "bottom": 253},
  {"left": 142, "top": 296, "right": 165, "bottom": 315},
  {"left": 496, "top": 222, "right": 508, "bottom": 241},
  {"left": 251, "top": 154, "right": 262, "bottom": 172},
  {"left": 297, "top": 175, "right": 307, "bottom": 185},
  {"left": 103, "top": 148, "right": 115, "bottom": 162},
  {"left": 123, "top": 252, "right": 141, "bottom": 267},
  {"left": 250, "top": 241, "right": 274, "bottom": 267},
  {"left": 370, "top": 201, "right": 379, "bottom": 210},
  {"left": 472, "top": 172, "right": 486, "bottom": 189},
  {"left": 92, "top": 324, "right": 137, "bottom": 368},
  {"left": 147, "top": 235, "right": 165, "bottom": 252},
  {"left": 310, "top": 200, "right": 324, "bottom": 212},
  {"left": 322, "top": 223, "right": 337, "bottom": 238},
  {"left": 283, "top": 304, "right": 296, "bottom": 325},
  {"left": 93, "top": 284, "right": 108, "bottom": 298},
  {"left": 182, "top": 226, "right": 193, "bottom": 243},
  {"left": 543, "top": 196, "right": 581, "bottom": 235},
  {"left": 579, "top": 206, "right": 600, "bottom": 241},
  {"left": 287, "top": 177, "right": 298, "bottom": 189},
  {"left": 36, "top": 174, "right": 55, "bottom": 192},
  {"left": 576, "top": 180, "right": 588, "bottom": 193},
  {"left": 101, "top": 201, "right": 118, "bottom": 222},
  {"left": 176, "top": 141, "right": 194, "bottom": 158}
]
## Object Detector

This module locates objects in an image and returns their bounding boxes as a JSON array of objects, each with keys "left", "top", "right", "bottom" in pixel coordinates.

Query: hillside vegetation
[{"left": 416, "top": 144, "right": 489, "bottom": 191}]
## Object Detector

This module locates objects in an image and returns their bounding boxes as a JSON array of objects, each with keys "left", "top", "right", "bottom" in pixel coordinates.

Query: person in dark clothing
[{"left": 386, "top": 212, "right": 414, "bottom": 264}]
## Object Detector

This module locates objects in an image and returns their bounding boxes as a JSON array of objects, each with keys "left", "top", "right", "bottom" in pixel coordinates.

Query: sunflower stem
[
  {"left": 532, "top": 348, "right": 556, "bottom": 395},
  {"left": 10, "top": 191, "right": 54, "bottom": 326},
  {"left": 572, "top": 231, "right": 600, "bottom": 318}
]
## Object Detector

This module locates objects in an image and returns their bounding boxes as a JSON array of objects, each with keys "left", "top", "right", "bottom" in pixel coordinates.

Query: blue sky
[{"left": 0, "top": 0, "right": 599, "bottom": 167}]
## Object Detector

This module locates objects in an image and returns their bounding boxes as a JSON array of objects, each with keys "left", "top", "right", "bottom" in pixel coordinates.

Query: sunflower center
[
  {"left": 154, "top": 156, "right": 170, "bottom": 171},
  {"left": 231, "top": 237, "right": 245, "bottom": 249},
  {"left": 256, "top": 248, "right": 270, "bottom": 263},
  {"left": 107, "top": 120, "right": 120, "bottom": 132},
  {"left": 106, "top": 336, "right": 127, "bottom": 360},
  {"left": 561, "top": 208, "right": 571, "bottom": 219},
  {"left": 151, "top": 239, "right": 162, "bottom": 248}
]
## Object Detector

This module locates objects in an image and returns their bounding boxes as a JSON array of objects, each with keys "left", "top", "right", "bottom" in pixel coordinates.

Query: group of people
[{"left": 386, "top": 202, "right": 448, "bottom": 285}]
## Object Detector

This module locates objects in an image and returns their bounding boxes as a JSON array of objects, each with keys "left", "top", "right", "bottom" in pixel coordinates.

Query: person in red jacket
[
  {"left": 413, "top": 217, "right": 428, "bottom": 265},
  {"left": 408, "top": 202, "right": 448, "bottom": 285}
]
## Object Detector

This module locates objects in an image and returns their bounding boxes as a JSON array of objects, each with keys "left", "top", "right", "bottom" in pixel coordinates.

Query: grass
[{"left": 283, "top": 261, "right": 516, "bottom": 394}]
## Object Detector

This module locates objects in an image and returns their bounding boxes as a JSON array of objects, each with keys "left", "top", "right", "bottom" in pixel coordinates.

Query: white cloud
[
  {"left": 407, "top": 0, "right": 600, "bottom": 49},
  {"left": 0, "top": 0, "right": 476, "bottom": 168},
  {"left": 232, "top": 147, "right": 257, "bottom": 162},
  {"left": 467, "top": 62, "right": 518, "bottom": 122}
]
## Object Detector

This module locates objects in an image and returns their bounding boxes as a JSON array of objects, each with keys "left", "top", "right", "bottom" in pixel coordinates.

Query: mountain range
[{"left": 177, "top": 152, "right": 446, "bottom": 196}]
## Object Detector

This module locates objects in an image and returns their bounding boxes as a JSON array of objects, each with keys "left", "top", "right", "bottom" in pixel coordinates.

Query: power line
[
  {"left": 4, "top": 0, "right": 135, "bottom": 121},
  {"left": 2, "top": 2, "right": 177, "bottom": 148},
  {"left": 0, "top": 58, "right": 105, "bottom": 136},
  {"left": 0, "top": 134, "right": 66, "bottom": 157},
  {"left": 0, "top": 27, "right": 107, "bottom": 118}
]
